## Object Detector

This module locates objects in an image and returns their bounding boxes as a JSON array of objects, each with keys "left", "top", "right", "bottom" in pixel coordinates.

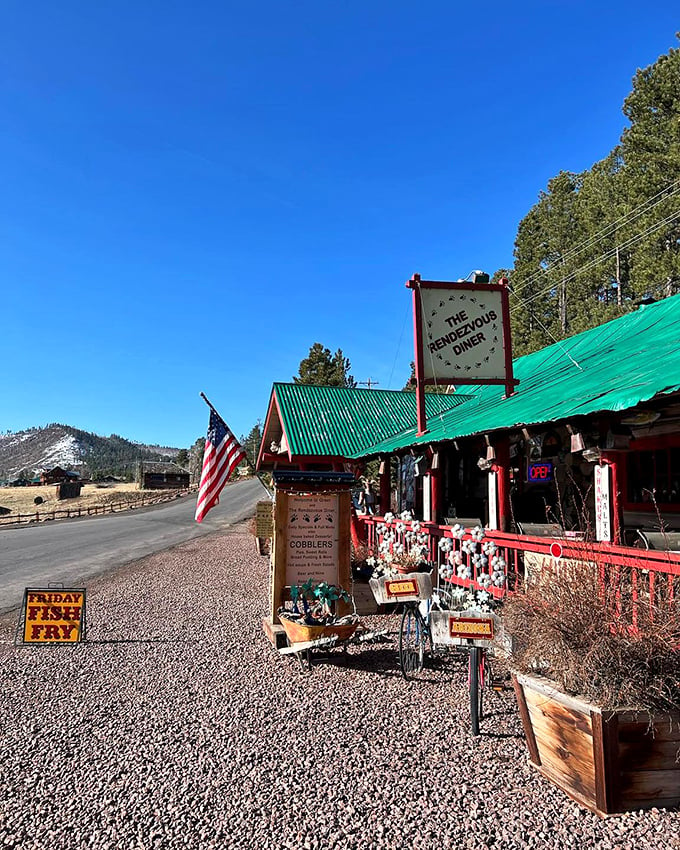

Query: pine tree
[
  {"left": 619, "top": 38, "right": 680, "bottom": 298},
  {"left": 293, "top": 343, "right": 356, "bottom": 387}
]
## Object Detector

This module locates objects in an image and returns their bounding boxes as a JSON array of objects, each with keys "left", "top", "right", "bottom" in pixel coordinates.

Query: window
[{"left": 627, "top": 447, "right": 680, "bottom": 504}]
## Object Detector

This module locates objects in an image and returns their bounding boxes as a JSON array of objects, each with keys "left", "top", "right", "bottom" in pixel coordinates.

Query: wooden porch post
[
  {"left": 430, "top": 463, "right": 441, "bottom": 524},
  {"left": 601, "top": 453, "right": 623, "bottom": 544},
  {"left": 379, "top": 459, "right": 391, "bottom": 516},
  {"left": 496, "top": 437, "right": 511, "bottom": 532}
]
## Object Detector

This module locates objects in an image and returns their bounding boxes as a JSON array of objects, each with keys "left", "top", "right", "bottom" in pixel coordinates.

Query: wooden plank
[
  {"left": 271, "top": 490, "right": 289, "bottom": 624},
  {"left": 523, "top": 685, "right": 594, "bottom": 736},
  {"left": 619, "top": 769, "right": 680, "bottom": 804},
  {"left": 514, "top": 672, "right": 601, "bottom": 715},
  {"left": 534, "top": 742, "right": 596, "bottom": 804},
  {"left": 618, "top": 739, "right": 680, "bottom": 771},
  {"left": 512, "top": 677, "right": 541, "bottom": 766},
  {"left": 526, "top": 705, "right": 595, "bottom": 758},
  {"left": 337, "top": 490, "right": 351, "bottom": 616},
  {"left": 617, "top": 717, "right": 680, "bottom": 743},
  {"left": 592, "top": 710, "right": 620, "bottom": 815},
  {"left": 534, "top": 727, "right": 595, "bottom": 790},
  {"left": 262, "top": 617, "right": 288, "bottom": 649},
  {"left": 535, "top": 765, "right": 598, "bottom": 813}
]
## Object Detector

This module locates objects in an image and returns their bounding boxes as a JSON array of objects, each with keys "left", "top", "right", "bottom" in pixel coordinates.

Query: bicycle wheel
[
  {"left": 399, "top": 605, "right": 426, "bottom": 679},
  {"left": 469, "top": 646, "right": 483, "bottom": 735}
]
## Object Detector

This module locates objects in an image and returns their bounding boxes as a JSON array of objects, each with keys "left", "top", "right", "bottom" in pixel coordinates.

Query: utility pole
[{"left": 358, "top": 378, "right": 379, "bottom": 389}]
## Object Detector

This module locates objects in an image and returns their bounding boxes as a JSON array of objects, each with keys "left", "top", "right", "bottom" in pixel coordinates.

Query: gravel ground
[{"left": 0, "top": 527, "right": 677, "bottom": 850}]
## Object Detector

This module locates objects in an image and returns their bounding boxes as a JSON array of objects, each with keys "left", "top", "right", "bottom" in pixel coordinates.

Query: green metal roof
[
  {"left": 355, "top": 294, "right": 680, "bottom": 457},
  {"left": 273, "top": 383, "right": 469, "bottom": 458}
]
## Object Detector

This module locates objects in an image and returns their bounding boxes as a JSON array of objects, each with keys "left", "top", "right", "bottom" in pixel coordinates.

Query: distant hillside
[{"left": 0, "top": 424, "right": 183, "bottom": 481}]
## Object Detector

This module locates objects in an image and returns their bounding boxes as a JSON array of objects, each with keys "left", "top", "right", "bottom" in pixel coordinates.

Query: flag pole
[
  {"left": 199, "top": 391, "right": 220, "bottom": 417},
  {"left": 198, "top": 392, "right": 272, "bottom": 497}
]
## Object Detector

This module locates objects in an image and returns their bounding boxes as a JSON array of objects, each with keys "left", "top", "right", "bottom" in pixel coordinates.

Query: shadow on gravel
[
  {"left": 295, "top": 647, "right": 466, "bottom": 682},
  {"left": 85, "top": 638, "right": 195, "bottom": 645}
]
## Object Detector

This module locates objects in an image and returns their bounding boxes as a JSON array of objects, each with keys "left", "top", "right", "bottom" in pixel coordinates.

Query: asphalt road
[{"left": 0, "top": 477, "right": 269, "bottom": 614}]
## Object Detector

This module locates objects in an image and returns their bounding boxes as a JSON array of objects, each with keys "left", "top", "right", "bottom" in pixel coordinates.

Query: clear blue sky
[{"left": 1, "top": 2, "right": 678, "bottom": 447}]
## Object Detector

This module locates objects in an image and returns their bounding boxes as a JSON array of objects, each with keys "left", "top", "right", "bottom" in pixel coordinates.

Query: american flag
[{"left": 195, "top": 408, "right": 247, "bottom": 523}]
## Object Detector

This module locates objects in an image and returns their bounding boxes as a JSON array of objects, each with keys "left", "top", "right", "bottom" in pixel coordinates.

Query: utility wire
[
  {"left": 511, "top": 179, "right": 680, "bottom": 299},
  {"left": 511, "top": 207, "right": 680, "bottom": 313}
]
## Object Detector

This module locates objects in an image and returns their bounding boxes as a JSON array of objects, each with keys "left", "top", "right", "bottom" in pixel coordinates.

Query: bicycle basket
[{"left": 369, "top": 572, "right": 432, "bottom": 604}]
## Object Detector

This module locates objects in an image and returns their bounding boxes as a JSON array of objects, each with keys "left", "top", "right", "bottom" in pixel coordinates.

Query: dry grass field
[{"left": 0, "top": 483, "right": 182, "bottom": 518}]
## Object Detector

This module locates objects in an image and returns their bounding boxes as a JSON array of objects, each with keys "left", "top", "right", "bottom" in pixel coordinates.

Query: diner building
[{"left": 257, "top": 295, "right": 680, "bottom": 618}]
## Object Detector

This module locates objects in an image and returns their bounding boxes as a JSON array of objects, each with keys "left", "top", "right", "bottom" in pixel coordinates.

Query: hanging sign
[
  {"left": 19, "top": 588, "right": 86, "bottom": 644},
  {"left": 286, "top": 493, "right": 339, "bottom": 586},
  {"left": 408, "top": 276, "right": 516, "bottom": 389},
  {"left": 594, "top": 464, "right": 612, "bottom": 542},
  {"left": 420, "top": 287, "right": 506, "bottom": 382},
  {"left": 406, "top": 274, "right": 518, "bottom": 434},
  {"left": 488, "top": 470, "right": 499, "bottom": 530}
]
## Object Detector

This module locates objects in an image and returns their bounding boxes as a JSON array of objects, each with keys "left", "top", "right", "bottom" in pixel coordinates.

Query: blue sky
[{"left": 1, "top": 2, "right": 678, "bottom": 447}]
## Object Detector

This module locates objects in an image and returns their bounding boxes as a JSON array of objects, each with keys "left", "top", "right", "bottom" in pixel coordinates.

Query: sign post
[{"left": 263, "top": 471, "right": 354, "bottom": 647}]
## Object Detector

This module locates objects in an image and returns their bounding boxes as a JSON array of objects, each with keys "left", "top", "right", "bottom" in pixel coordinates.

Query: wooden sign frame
[
  {"left": 265, "top": 472, "right": 354, "bottom": 637},
  {"left": 16, "top": 587, "right": 87, "bottom": 645}
]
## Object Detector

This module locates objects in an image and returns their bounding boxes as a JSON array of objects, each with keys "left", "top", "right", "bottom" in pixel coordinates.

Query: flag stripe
[{"left": 195, "top": 408, "right": 247, "bottom": 523}]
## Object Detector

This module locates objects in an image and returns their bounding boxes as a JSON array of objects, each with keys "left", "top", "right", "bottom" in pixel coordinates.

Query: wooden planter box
[
  {"left": 513, "top": 672, "right": 680, "bottom": 816},
  {"left": 278, "top": 615, "right": 359, "bottom": 645}
]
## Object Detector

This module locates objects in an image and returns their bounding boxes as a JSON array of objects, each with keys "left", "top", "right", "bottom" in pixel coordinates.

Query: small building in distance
[
  {"left": 41, "top": 467, "right": 80, "bottom": 485},
  {"left": 140, "top": 461, "right": 190, "bottom": 490}
]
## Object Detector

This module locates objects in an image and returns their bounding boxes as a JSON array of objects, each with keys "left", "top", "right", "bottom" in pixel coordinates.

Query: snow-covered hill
[{"left": 0, "top": 425, "right": 182, "bottom": 480}]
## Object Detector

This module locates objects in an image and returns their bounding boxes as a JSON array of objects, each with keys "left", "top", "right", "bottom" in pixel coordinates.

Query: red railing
[{"left": 360, "top": 515, "right": 680, "bottom": 622}]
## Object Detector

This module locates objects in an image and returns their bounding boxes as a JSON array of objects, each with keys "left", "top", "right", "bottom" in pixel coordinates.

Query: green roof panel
[
  {"left": 273, "top": 383, "right": 469, "bottom": 458},
  {"left": 355, "top": 295, "right": 680, "bottom": 457}
]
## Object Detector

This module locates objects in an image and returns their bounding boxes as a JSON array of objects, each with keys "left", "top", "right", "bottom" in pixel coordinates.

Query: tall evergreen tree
[
  {"left": 294, "top": 343, "right": 356, "bottom": 387},
  {"left": 619, "top": 39, "right": 680, "bottom": 298},
  {"left": 241, "top": 421, "right": 262, "bottom": 467}
]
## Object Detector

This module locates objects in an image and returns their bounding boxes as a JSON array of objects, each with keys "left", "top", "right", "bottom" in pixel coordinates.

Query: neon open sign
[{"left": 527, "top": 461, "right": 554, "bottom": 483}]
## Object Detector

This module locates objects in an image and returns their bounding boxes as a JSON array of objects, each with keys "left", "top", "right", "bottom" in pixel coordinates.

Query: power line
[
  {"left": 511, "top": 206, "right": 680, "bottom": 313},
  {"left": 511, "top": 179, "right": 680, "bottom": 299}
]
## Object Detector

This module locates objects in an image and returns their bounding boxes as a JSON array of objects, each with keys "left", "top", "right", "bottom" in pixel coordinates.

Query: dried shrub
[{"left": 503, "top": 559, "right": 680, "bottom": 712}]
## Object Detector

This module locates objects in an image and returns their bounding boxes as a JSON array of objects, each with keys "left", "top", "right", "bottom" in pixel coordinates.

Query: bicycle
[{"left": 397, "top": 587, "right": 457, "bottom": 679}]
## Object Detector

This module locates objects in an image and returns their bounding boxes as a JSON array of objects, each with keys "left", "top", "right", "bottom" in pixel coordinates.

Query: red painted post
[
  {"left": 496, "top": 438, "right": 511, "bottom": 532},
  {"left": 430, "top": 467, "right": 440, "bottom": 524}
]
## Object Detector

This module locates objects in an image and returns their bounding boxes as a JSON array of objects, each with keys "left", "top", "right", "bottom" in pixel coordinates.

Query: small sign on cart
[
  {"left": 17, "top": 588, "right": 86, "bottom": 645},
  {"left": 384, "top": 578, "right": 419, "bottom": 598},
  {"left": 448, "top": 615, "right": 495, "bottom": 642}
]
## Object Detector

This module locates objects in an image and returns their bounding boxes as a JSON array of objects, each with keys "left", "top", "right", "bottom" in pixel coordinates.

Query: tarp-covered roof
[
  {"left": 271, "top": 383, "right": 470, "bottom": 458},
  {"left": 354, "top": 294, "right": 680, "bottom": 457}
]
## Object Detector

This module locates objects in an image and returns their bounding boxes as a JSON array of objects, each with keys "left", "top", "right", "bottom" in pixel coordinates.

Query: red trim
[
  {"left": 499, "top": 278, "right": 517, "bottom": 398},
  {"left": 414, "top": 279, "right": 511, "bottom": 293},
  {"left": 255, "top": 387, "right": 279, "bottom": 470}
]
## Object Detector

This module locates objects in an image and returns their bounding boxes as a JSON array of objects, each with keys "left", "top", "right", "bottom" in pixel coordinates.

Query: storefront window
[{"left": 627, "top": 447, "right": 680, "bottom": 504}]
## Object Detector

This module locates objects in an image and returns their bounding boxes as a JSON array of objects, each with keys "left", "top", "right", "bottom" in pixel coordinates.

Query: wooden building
[
  {"left": 41, "top": 467, "right": 80, "bottom": 485},
  {"left": 140, "top": 461, "right": 190, "bottom": 490},
  {"left": 256, "top": 295, "right": 680, "bottom": 612}
]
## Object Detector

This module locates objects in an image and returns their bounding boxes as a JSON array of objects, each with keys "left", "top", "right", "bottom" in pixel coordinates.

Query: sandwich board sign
[{"left": 17, "top": 587, "right": 86, "bottom": 645}]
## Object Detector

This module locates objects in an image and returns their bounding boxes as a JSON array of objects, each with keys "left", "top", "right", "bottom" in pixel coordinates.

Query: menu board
[{"left": 285, "top": 493, "right": 339, "bottom": 585}]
